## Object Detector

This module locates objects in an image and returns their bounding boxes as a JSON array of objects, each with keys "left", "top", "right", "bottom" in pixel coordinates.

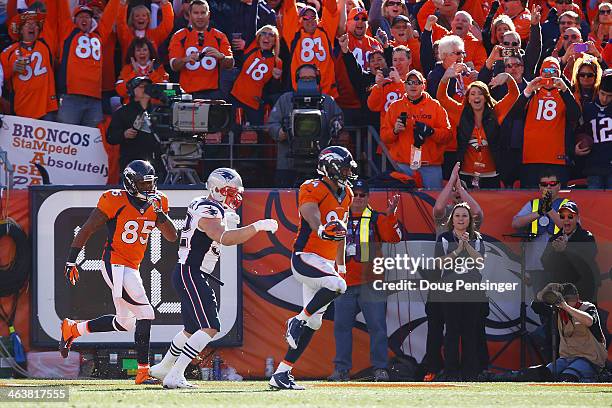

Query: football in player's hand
[{"left": 318, "top": 220, "right": 347, "bottom": 241}]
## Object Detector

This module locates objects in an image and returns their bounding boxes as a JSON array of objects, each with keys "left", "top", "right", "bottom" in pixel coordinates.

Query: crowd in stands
[{"left": 0, "top": 0, "right": 611, "bottom": 189}]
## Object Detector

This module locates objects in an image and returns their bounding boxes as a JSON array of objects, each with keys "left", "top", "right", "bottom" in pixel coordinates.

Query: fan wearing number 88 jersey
[{"left": 59, "top": 160, "right": 178, "bottom": 385}]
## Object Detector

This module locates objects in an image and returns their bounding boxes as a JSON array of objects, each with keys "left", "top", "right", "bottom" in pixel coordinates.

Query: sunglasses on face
[
  {"left": 260, "top": 31, "right": 276, "bottom": 38},
  {"left": 355, "top": 193, "right": 368, "bottom": 198},
  {"left": 505, "top": 62, "right": 523, "bottom": 69},
  {"left": 503, "top": 41, "right": 520, "bottom": 46},
  {"left": 353, "top": 16, "right": 368, "bottom": 21},
  {"left": 578, "top": 72, "right": 595, "bottom": 78},
  {"left": 559, "top": 214, "right": 574, "bottom": 220},
  {"left": 600, "top": 9, "right": 612, "bottom": 15},
  {"left": 302, "top": 14, "right": 317, "bottom": 21},
  {"left": 563, "top": 34, "right": 580, "bottom": 40},
  {"left": 539, "top": 180, "right": 560, "bottom": 187},
  {"left": 450, "top": 50, "right": 467, "bottom": 56},
  {"left": 502, "top": 0, "right": 518, "bottom": 3},
  {"left": 406, "top": 79, "right": 423, "bottom": 85},
  {"left": 556, "top": 0, "right": 573, "bottom": 4},
  {"left": 386, "top": 1, "right": 402, "bottom": 6}
]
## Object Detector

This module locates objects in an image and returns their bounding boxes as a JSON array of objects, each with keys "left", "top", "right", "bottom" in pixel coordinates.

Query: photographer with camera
[
  {"left": 168, "top": 0, "right": 234, "bottom": 100},
  {"left": 535, "top": 282, "right": 607, "bottom": 382},
  {"left": 267, "top": 64, "right": 343, "bottom": 187},
  {"left": 541, "top": 201, "right": 600, "bottom": 303},
  {"left": 107, "top": 76, "right": 163, "bottom": 180},
  {"left": 512, "top": 169, "right": 568, "bottom": 294}
]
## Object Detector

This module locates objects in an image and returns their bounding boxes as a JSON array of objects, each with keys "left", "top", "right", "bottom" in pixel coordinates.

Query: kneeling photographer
[
  {"left": 108, "top": 76, "right": 164, "bottom": 179},
  {"left": 534, "top": 283, "right": 607, "bottom": 382},
  {"left": 267, "top": 64, "right": 343, "bottom": 187}
]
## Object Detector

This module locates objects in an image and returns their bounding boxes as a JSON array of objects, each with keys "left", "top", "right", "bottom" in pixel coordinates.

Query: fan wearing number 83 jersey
[{"left": 59, "top": 160, "right": 178, "bottom": 385}]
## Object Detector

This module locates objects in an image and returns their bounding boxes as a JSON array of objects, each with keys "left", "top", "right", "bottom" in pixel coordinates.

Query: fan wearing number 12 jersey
[{"left": 59, "top": 160, "right": 178, "bottom": 385}]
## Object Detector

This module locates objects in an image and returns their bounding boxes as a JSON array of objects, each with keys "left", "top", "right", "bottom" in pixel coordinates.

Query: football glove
[
  {"left": 318, "top": 220, "right": 347, "bottom": 241},
  {"left": 224, "top": 211, "right": 241, "bottom": 226},
  {"left": 253, "top": 219, "right": 278, "bottom": 233},
  {"left": 147, "top": 193, "right": 164, "bottom": 213},
  {"left": 64, "top": 262, "right": 79, "bottom": 286}
]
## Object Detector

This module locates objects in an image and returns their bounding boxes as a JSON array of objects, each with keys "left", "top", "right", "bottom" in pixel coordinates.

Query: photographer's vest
[
  {"left": 347, "top": 207, "right": 381, "bottom": 263},
  {"left": 558, "top": 301, "right": 607, "bottom": 368},
  {"left": 530, "top": 198, "right": 569, "bottom": 235}
]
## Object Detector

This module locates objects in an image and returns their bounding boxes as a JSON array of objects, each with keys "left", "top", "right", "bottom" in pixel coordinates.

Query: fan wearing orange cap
[
  {"left": 0, "top": 10, "right": 58, "bottom": 119},
  {"left": 508, "top": 57, "right": 581, "bottom": 188},
  {"left": 55, "top": 0, "right": 120, "bottom": 128}
]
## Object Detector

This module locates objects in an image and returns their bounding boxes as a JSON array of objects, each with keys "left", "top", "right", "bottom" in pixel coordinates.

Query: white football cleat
[
  {"left": 149, "top": 363, "right": 171, "bottom": 382},
  {"left": 163, "top": 370, "right": 198, "bottom": 389}
]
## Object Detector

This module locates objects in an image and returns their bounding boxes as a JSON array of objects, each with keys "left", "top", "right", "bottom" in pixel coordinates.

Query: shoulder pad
[
  {"left": 190, "top": 198, "right": 224, "bottom": 219},
  {"left": 102, "top": 189, "right": 125, "bottom": 198}
]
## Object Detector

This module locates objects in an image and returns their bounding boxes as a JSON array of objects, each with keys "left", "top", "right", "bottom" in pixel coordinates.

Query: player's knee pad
[
  {"left": 305, "top": 313, "right": 323, "bottom": 331},
  {"left": 115, "top": 315, "right": 136, "bottom": 331},
  {"left": 133, "top": 304, "right": 155, "bottom": 320},
  {"left": 322, "top": 276, "right": 347, "bottom": 294}
]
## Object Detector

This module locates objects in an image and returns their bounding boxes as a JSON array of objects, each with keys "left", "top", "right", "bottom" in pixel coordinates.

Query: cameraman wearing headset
[
  {"left": 107, "top": 76, "right": 163, "bottom": 179},
  {"left": 535, "top": 283, "right": 607, "bottom": 382},
  {"left": 267, "top": 64, "right": 344, "bottom": 187}
]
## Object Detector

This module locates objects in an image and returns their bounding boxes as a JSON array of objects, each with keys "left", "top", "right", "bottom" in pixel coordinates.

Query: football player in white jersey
[{"left": 150, "top": 168, "right": 279, "bottom": 388}]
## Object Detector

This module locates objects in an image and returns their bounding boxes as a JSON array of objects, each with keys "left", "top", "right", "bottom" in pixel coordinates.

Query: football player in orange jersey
[
  {"left": 230, "top": 25, "right": 283, "bottom": 126},
  {"left": 1, "top": 11, "right": 57, "bottom": 119},
  {"left": 269, "top": 146, "right": 356, "bottom": 390},
  {"left": 116, "top": 0, "right": 174, "bottom": 63},
  {"left": 60, "top": 160, "right": 178, "bottom": 385},
  {"left": 56, "top": 0, "right": 120, "bottom": 127},
  {"left": 281, "top": 1, "right": 340, "bottom": 97},
  {"left": 168, "top": 0, "right": 233, "bottom": 99}
]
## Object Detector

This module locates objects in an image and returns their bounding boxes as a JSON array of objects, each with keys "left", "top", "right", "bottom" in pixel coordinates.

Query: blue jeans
[
  {"left": 547, "top": 357, "right": 599, "bottom": 382},
  {"left": 396, "top": 163, "right": 443, "bottom": 188},
  {"left": 57, "top": 94, "right": 103, "bottom": 128},
  {"left": 333, "top": 284, "right": 388, "bottom": 370},
  {"left": 587, "top": 174, "right": 612, "bottom": 189}
]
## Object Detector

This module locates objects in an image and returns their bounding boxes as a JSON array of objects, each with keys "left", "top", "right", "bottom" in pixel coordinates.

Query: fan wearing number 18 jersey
[
  {"left": 150, "top": 168, "right": 279, "bottom": 389},
  {"left": 269, "top": 146, "right": 356, "bottom": 391},
  {"left": 59, "top": 160, "right": 178, "bottom": 385}
]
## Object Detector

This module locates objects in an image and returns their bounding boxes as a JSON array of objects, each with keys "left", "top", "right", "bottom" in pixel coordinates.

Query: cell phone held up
[
  {"left": 500, "top": 47, "right": 517, "bottom": 58},
  {"left": 542, "top": 78, "right": 554, "bottom": 88},
  {"left": 399, "top": 112, "right": 407, "bottom": 126},
  {"left": 380, "top": 67, "right": 392, "bottom": 78},
  {"left": 573, "top": 42, "right": 588, "bottom": 53}
]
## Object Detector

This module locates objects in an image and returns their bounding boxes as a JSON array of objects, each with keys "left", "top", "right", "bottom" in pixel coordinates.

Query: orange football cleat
[
  {"left": 135, "top": 367, "right": 161, "bottom": 385},
  {"left": 59, "top": 318, "right": 81, "bottom": 358},
  {"left": 423, "top": 372, "right": 437, "bottom": 382}
]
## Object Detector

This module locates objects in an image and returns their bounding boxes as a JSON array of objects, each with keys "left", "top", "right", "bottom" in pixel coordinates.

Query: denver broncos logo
[{"left": 241, "top": 190, "right": 544, "bottom": 369}]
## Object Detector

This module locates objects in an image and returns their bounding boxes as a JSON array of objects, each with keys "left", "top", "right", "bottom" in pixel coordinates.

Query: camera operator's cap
[
  {"left": 127, "top": 76, "right": 153, "bottom": 92},
  {"left": 299, "top": 5, "right": 318, "bottom": 17},
  {"left": 601, "top": 71, "right": 612, "bottom": 93},
  {"left": 559, "top": 201, "right": 579, "bottom": 214},
  {"left": 391, "top": 15, "right": 410, "bottom": 26},
  {"left": 348, "top": 7, "right": 368, "bottom": 20},
  {"left": 353, "top": 179, "right": 369, "bottom": 193},
  {"left": 8, "top": 10, "right": 46, "bottom": 41}
]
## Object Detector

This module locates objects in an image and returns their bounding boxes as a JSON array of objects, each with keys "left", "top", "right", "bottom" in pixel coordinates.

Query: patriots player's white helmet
[{"left": 206, "top": 168, "right": 244, "bottom": 210}]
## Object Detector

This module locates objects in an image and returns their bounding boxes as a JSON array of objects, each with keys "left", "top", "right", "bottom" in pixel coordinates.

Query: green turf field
[{"left": 0, "top": 380, "right": 611, "bottom": 407}]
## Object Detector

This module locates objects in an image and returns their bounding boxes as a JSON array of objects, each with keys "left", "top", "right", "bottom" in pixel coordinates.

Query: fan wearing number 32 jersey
[
  {"left": 59, "top": 160, "right": 178, "bottom": 385},
  {"left": 150, "top": 168, "right": 279, "bottom": 389}
]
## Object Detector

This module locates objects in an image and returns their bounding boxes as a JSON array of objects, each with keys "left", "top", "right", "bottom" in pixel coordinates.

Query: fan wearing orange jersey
[
  {"left": 60, "top": 160, "right": 178, "bottom": 385},
  {"left": 508, "top": 57, "right": 581, "bottom": 187},
  {"left": 115, "top": 37, "right": 169, "bottom": 103},
  {"left": 56, "top": 0, "right": 119, "bottom": 127},
  {"left": 281, "top": 0, "right": 339, "bottom": 97},
  {"left": 268, "top": 146, "right": 356, "bottom": 391},
  {"left": 382, "top": 70, "right": 452, "bottom": 188},
  {"left": 494, "top": 0, "right": 532, "bottom": 41},
  {"left": 230, "top": 25, "right": 282, "bottom": 125},
  {"left": 367, "top": 45, "right": 411, "bottom": 123},
  {"left": 116, "top": 0, "right": 174, "bottom": 63},
  {"left": 168, "top": 0, "right": 233, "bottom": 98},
  {"left": 417, "top": 0, "right": 486, "bottom": 32},
  {"left": 1, "top": 11, "right": 57, "bottom": 119},
  {"left": 388, "top": 15, "right": 422, "bottom": 72}
]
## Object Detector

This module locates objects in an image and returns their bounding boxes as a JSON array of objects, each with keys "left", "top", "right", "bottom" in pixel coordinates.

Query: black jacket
[
  {"left": 578, "top": 98, "right": 612, "bottom": 176},
  {"left": 456, "top": 102, "right": 501, "bottom": 168},
  {"left": 107, "top": 101, "right": 161, "bottom": 170},
  {"left": 541, "top": 225, "right": 600, "bottom": 302}
]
